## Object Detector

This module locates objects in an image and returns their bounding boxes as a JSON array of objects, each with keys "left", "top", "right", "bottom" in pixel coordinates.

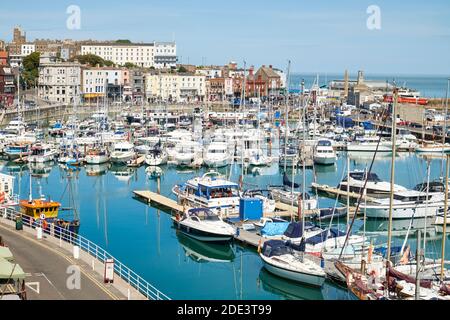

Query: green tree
[
  {"left": 124, "top": 62, "right": 138, "bottom": 69},
  {"left": 115, "top": 39, "right": 132, "bottom": 44},
  {"left": 177, "top": 66, "right": 187, "bottom": 73},
  {"left": 21, "top": 52, "right": 40, "bottom": 89},
  {"left": 71, "top": 54, "right": 108, "bottom": 67}
]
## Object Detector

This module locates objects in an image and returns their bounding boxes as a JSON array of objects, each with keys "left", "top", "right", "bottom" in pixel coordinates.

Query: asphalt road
[{"left": 0, "top": 224, "right": 119, "bottom": 300}]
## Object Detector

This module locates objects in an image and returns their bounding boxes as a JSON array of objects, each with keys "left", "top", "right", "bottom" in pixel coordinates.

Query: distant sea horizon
[{"left": 289, "top": 72, "right": 450, "bottom": 98}]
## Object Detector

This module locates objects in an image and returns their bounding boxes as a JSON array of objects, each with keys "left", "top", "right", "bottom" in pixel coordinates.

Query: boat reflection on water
[
  {"left": 258, "top": 268, "right": 324, "bottom": 300},
  {"left": 363, "top": 217, "right": 438, "bottom": 239},
  {"left": 347, "top": 151, "right": 392, "bottom": 164},
  {"left": 314, "top": 163, "right": 337, "bottom": 174},
  {"left": 29, "top": 161, "right": 54, "bottom": 178},
  {"left": 5, "top": 161, "right": 29, "bottom": 174},
  {"left": 110, "top": 165, "right": 136, "bottom": 182},
  {"left": 85, "top": 163, "right": 110, "bottom": 177},
  {"left": 176, "top": 231, "right": 235, "bottom": 263}
]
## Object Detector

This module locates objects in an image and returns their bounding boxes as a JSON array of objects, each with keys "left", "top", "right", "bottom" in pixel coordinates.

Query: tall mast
[
  {"left": 283, "top": 60, "right": 291, "bottom": 172},
  {"left": 441, "top": 79, "right": 450, "bottom": 179},
  {"left": 387, "top": 87, "right": 398, "bottom": 263},
  {"left": 441, "top": 154, "right": 449, "bottom": 281}
]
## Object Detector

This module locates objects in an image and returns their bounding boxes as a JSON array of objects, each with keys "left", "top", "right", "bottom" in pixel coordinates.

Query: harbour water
[
  {"left": 2, "top": 151, "right": 449, "bottom": 300},
  {"left": 290, "top": 73, "right": 449, "bottom": 98}
]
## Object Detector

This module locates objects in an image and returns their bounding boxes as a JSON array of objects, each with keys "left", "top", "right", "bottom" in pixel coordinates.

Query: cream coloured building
[
  {"left": 81, "top": 42, "right": 177, "bottom": 69},
  {"left": 38, "top": 60, "right": 81, "bottom": 104},
  {"left": 145, "top": 73, "right": 206, "bottom": 102}
]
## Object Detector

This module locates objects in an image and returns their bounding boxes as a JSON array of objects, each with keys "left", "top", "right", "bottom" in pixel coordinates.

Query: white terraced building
[
  {"left": 38, "top": 60, "right": 82, "bottom": 104},
  {"left": 145, "top": 73, "right": 206, "bottom": 103},
  {"left": 80, "top": 42, "right": 177, "bottom": 69}
]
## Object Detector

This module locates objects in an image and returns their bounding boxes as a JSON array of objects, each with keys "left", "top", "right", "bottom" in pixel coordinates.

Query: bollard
[
  {"left": 127, "top": 288, "right": 131, "bottom": 300},
  {"left": 36, "top": 227, "right": 43, "bottom": 240},
  {"left": 73, "top": 246, "right": 80, "bottom": 259},
  {"left": 92, "top": 259, "right": 95, "bottom": 271}
]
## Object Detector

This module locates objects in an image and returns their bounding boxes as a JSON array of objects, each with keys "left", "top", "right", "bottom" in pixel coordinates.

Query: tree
[
  {"left": 71, "top": 54, "right": 108, "bottom": 67},
  {"left": 115, "top": 39, "right": 132, "bottom": 44},
  {"left": 177, "top": 66, "right": 188, "bottom": 73},
  {"left": 124, "top": 62, "right": 138, "bottom": 69},
  {"left": 21, "top": 52, "right": 40, "bottom": 89}
]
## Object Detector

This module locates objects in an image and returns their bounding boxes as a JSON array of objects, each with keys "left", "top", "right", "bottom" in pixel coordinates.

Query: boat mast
[
  {"left": 441, "top": 154, "right": 449, "bottom": 281},
  {"left": 386, "top": 87, "right": 398, "bottom": 263},
  {"left": 28, "top": 172, "right": 32, "bottom": 202},
  {"left": 440, "top": 78, "right": 450, "bottom": 179},
  {"left": 301, "top": 78, "right": 306, "bottom": 236},
  {"left": 283, "top": 60, "right": 291, "bottom": 172},
  {"left": 346, "top": 155, "right": 350, "bottom": 233}
]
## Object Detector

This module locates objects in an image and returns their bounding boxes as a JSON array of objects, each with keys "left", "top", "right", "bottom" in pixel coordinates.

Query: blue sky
[{"left": 1, "top": 0, "right": 449, "bottom": 75}]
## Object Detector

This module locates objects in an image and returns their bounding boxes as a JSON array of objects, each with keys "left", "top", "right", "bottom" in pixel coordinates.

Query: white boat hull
[
  {"left": 261, "top": 256, "right": 325, "bottom": 287},
  {"left": 85, "top": 154, "right": 110, "bottom": 164}
]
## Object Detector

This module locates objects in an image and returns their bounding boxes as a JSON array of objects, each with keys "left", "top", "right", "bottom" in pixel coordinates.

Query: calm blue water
[
  {"left": 2, "top": 152, "right": 450, "bottom": 300},
  {"left": 290, "top": 73, "right": 449, "bottom": 98}
]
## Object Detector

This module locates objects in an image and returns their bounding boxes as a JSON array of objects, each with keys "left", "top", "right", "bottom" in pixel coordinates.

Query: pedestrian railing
[{"left": 1, "top": 207, "right": 170, "bottom": 300}]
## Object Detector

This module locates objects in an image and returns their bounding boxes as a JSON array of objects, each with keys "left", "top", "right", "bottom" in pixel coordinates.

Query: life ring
[{"left": 0, "top": 192, "right": 5, "bottom": 204}]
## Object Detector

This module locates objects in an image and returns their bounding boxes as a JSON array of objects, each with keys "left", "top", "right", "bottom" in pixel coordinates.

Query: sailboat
[
  {"left": 249, "top": 91, "right": 271, "bottom": 167},
  {"left": 260, "top": 68, "right": 326, "bottom": 288},
  {"left": 260, "top": 239, "right": 326, "bottom": 287},
  {"left": 19, "top": 173, "right": 80, "bottom": 234}
]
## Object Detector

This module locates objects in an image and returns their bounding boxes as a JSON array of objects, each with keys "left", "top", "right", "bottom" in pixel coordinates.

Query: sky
[{"left": 0, "top": 0, "right": 449, "bottom": 75}]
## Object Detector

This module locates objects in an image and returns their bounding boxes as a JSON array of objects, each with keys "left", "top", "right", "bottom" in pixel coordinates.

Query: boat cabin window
[{"left": 393, "top": 194, "right": 430, "bottom": 202}]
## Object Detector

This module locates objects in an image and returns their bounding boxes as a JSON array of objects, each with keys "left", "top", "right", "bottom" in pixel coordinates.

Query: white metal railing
[{"left": 1, "top": 207, "right": 170, "bottom": 300}]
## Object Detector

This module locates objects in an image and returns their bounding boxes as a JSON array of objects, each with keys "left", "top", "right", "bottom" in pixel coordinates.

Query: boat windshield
[
  {"left": 349, "top": 172, "right": 381, "bottom": 182},
  {"left": 189, "top": 209, "right": 220, "bottom": 221},
  {"left": 317, "top": 140, "right": 332, "bottom": 147}
]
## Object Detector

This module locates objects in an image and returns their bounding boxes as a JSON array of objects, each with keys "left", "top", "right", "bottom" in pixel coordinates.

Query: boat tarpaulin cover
[
  {"left": 388, "top": 267, "right": 432, "bottom": 289},
  {"left": 283, "top": 222, "right": 316, "bottom": 239},
  {"left": 262, "top": 240, "right": 292, "bottom": 258},
  {"left": 261, "top": 222, "right": 290, "bottom": 237},
  {"left": 0, "top": 258, "right": 26, "bottom": 280},
  {"left": 305, "top": 228, "right": 346, "bottom": 245}
]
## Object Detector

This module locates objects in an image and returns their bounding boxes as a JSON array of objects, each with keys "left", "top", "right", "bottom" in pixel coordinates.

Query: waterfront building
[
  {"left": 328, "top": 70, "right": 393, "bottom": 105},
  {"left": 0, "top": 66, "right": 16, "bottom": 107},
  {"left": 0, "top": 51, "right": 8, "bottom": 66},
  {"left": 206, "top": 77, "right": 233, "bottom": 102},
  {"left": 130, "top": 69, "right": 146, "bottom": 103},
  {"left": 81, "top": 41, "right": 177, "bottom": 69},
  {"left": 196, "top": 66, "right": 223, "bottom": 79},
  {"left": 37, "top": 57, "right": 82, "bottom": 104},
  {"left": 254, "top": 65, "right": 284, "bottom": 96},
  {"left": 82, "top": 66, "right": 130, "bottom": 102},
  {"left": 145, "top": 72, "right": 206, "bottom": 103}
]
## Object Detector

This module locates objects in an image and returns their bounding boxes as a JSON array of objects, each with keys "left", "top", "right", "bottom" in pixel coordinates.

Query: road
[{"left": 0, "top": 223, "right": 124, "bottom": 300}]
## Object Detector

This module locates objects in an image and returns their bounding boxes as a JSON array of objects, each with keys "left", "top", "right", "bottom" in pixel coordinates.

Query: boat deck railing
[{"left": 1, "top": 206, "right": 171, "bottom": 300}]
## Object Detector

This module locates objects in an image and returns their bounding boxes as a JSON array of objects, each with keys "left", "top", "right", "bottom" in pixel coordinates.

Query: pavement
[{"left": 0, "top": 222, "right": 126, "bottom": 300}]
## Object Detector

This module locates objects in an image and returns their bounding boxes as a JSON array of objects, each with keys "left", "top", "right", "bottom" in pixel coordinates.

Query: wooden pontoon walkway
[
  {"left": 311, "top": 182, "right": 376, "bottom": 202},
  {"left": 133, "top": 190, "right": 186, "bottom": 213}
]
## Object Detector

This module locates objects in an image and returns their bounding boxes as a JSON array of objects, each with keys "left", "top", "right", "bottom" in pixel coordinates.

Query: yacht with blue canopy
[{"left": 172, "top": 171, "right": 241, "bottom": 216}]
